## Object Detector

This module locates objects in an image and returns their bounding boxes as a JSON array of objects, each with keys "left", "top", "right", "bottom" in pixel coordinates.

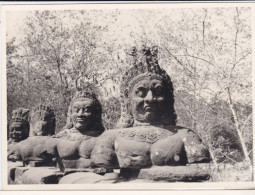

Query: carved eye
[
  {"left": 84, "top": 107, "right": 92, "bottom": 113},
  {"left": 73, "top": 107, "right": 79, "bottom": 113},
  {"left": 44, "top": 115, "right": 50, "bottom": 121},
  {"left": 154, "top": 86, "right": 163, "bottom": 95},
  {"left": 136, "top": 88, "right": 146, "bottom": 97}
]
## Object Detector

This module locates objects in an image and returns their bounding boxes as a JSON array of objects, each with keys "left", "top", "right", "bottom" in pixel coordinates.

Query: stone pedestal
[
  {"left": 9, "top": 166, "right": 63, "bottom": 184},
  {"left": 59, "top": 172, "right": 119, "bottom": 184},
  {"left": 8, "top": 161, "right": 23, "bottom": 184},
  {"left": 8, "top": 161, "right": 211, "bottom": 184},
  {"left": 20, "top": 167, "right": 64, "bottom": 184},
  {"left": 137, "top": 164, "right": 211, "bottom": 182}
]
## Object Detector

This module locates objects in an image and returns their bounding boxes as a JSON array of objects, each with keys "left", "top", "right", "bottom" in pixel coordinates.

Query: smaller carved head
[
  {"left": 29, "top": 104, "right": 55, "bottom": 136},
  {"left": 65, "top": 87, "right": 104, "bottom": 134},
  {"left": 9, "top": 108, "right": 30, "bottom": 142}
]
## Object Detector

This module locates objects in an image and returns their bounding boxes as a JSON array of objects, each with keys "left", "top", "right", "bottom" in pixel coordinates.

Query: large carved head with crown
[
  {"left": 9, "top": 108, "right": 30, "bottom": 142},
  {"left": 65, "top": 83, "right": 104, "bottom": 135},
  {"left": 118, "top": 46, "right": 177, "bottom": 127},
  {"left": 29, "top": 104, "right": 55, "bottom": 136}
]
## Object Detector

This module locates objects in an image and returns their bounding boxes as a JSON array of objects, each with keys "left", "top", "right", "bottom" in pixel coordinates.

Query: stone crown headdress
[
  {"left": 31, "top": 104, "right": 55, "bottom": 121},
  {"left": 120, "top": 46, "right": 172, "bottom": 99},
  {"left": 70, "top": 90, "right": 99, "bottom": 106},
  {"left": 11, "top": 108, "right": 30, "bottom": 124},
  {"left": 118, "top": 45, "right": 177, "bottom": 127}
]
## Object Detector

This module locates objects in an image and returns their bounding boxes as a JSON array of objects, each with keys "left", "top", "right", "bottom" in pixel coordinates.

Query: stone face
[
  {"left": 8, "top": 108, "right": 30, "bottom": 144},
  {"left": 137, "top": 164, "right": 211, "bottom": 182}
]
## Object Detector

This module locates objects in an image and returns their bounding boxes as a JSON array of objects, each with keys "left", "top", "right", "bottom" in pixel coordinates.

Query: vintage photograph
[{"left": 2, "top": 3, "right": 254, "bottom": 189}]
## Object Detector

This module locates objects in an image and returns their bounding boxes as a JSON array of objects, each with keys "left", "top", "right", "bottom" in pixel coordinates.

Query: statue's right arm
[{"left": 90, "top": 131, "right": 119, "bottom": 169}]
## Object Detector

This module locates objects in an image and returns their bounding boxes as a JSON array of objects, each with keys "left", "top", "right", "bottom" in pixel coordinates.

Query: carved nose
[
  {"left": 145, "top": 90, "right": 153, "bottom": 102},
  {"left": 77, "top": 109, "right": 83, "bottom": 116}
]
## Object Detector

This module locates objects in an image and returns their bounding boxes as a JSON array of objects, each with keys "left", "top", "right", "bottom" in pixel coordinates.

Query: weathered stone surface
[
  {"left": 20, "top": 167, "right": 63, "bottom": 184},
  {"left": 8, "top": 161, "right": 23, "bottom": 184},
  {"left": 137, "top": 164, "right": 211, "bottom": 182},
  {"left": 8, "top": 108, "right": 30, "bottom": 144},
  {"left": 29, "top": 104, "right": 55, "bottom": 136},
  {"left": 29, "top": 160, "right": 56, "bottom": 167},
  {"left": 7, "top": 88, "right": 105, "bottom": 171},
  {"left": 40, "top": 88, "right": 105, "bottom": 170},
  {"left": 59, "top": 172, "right": 119, "bottom": 184},
  {"left": 91, "top": 126, "right": 210, "bottom": 169},
  {"left": 91, "top": 47, "right": 211, "bottom": 182},
  {"left": 13, "top": 166, "right": 30, "bottom": 184},
  {"left": 8, "top": 105, "right": 56, "bottom": 167}
]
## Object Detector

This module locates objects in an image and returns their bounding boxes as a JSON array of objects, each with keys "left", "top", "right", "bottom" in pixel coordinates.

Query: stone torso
[
  {"left": 46, "top": 128, "right": 100, "bottom": 168},
  {"left": 91, "top": 125, "right": 210, "bottom": 169}
]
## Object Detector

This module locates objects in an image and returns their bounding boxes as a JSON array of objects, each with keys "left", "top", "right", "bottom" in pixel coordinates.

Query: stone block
[
  {"left": 137, "top": 164, "right": 211, "bottom": 182},
  {"left": 14, "top": 166, "right": 30, "bottom": 184},
  {"left": 20, "top": 167, "right": 63, "bottom": 184},
  {"left": 8, "top": 161, "right": 23, "bottom": 184},
  {"left": 59, "top": 172, "right": 119, "bottom": 184},
  {"left": 29, "top": 160, "right": 56, "bottom": 167}
]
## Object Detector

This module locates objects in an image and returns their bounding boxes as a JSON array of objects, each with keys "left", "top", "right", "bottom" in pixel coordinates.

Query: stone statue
[
  {"left": 8, "top": 108, "right": 30, "bottom": 145},
  {"left": 90, "top": 46, "right": 211, "bottom": 181},
  {"left": 29, "top": 104, "right": 55, "bottom": 136},
  {"left": 43, "top": 88, "right": 105, "bottom": 170},
  {"left": 7, "top": 105, "right": 56, "bottom": 166},
  {"left": 8, "top": 86, "right": 105, "bottom": 170}
]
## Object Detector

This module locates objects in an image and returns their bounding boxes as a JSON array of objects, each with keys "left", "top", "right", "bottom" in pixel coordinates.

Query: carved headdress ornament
[
  {"left": 11, "top": 108, "right": 30, "bottom": 125},
  {"left": 120, "top": 46, "right": 173, "bottom": 99},
  {"left": 29, "top": 104, "right": 56, "bottom": 136},
  {"left": 31, "top": 104, "right": 55, "bottom": 121},
  {"left": 9, "top": 108, "right": 30, "bottom": 141},
  {"left": 70, "top": 90, "right": 99, "bottom": 107},
  {"left": 118, "top": 46, "right": 177, "bottom": 127}
]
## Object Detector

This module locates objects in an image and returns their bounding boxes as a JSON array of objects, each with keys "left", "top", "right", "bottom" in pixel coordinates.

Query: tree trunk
[{"left": 226, "top": 87, "right": 251, "bottom": 165}]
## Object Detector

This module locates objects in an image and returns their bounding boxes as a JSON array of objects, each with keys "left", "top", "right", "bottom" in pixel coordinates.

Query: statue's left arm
[{"left": 183, "top": 130, "right": 211, "bottom": 164}]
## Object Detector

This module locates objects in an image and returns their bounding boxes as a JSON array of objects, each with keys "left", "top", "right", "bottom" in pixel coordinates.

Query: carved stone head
[
  {"left": 9, "top": 108, "right": 30, "bottom": 143},
  {"left": 29, "top": 104, "right": 55, "bottom": 136},
  {"left": 65, "top": 87, "right": 104, "bottom": 135},
  {"left": 118, "top": 46, "right": 177, "bottom": 127}
]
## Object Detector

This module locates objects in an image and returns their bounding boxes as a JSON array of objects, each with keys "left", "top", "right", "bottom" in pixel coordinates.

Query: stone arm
[
  {"left": 44, "top": 137, "right": 65, "bottom": 171},
  {"left": 183, "top": 130, "right": 211, "bottom": 164},
  {"left": 8, "top": 143, "right": 21, "bottom": 161},
  {"left": 44, "top": 137, "right": 59, "bottom": 156},
  {"left": 90, "top": 131, "right": 119, "bottom": 169}
]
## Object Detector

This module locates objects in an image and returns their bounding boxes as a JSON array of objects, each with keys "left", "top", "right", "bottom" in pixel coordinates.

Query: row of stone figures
[{"left": 8, "top": 46, "right": 212, "bottom": 184}]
